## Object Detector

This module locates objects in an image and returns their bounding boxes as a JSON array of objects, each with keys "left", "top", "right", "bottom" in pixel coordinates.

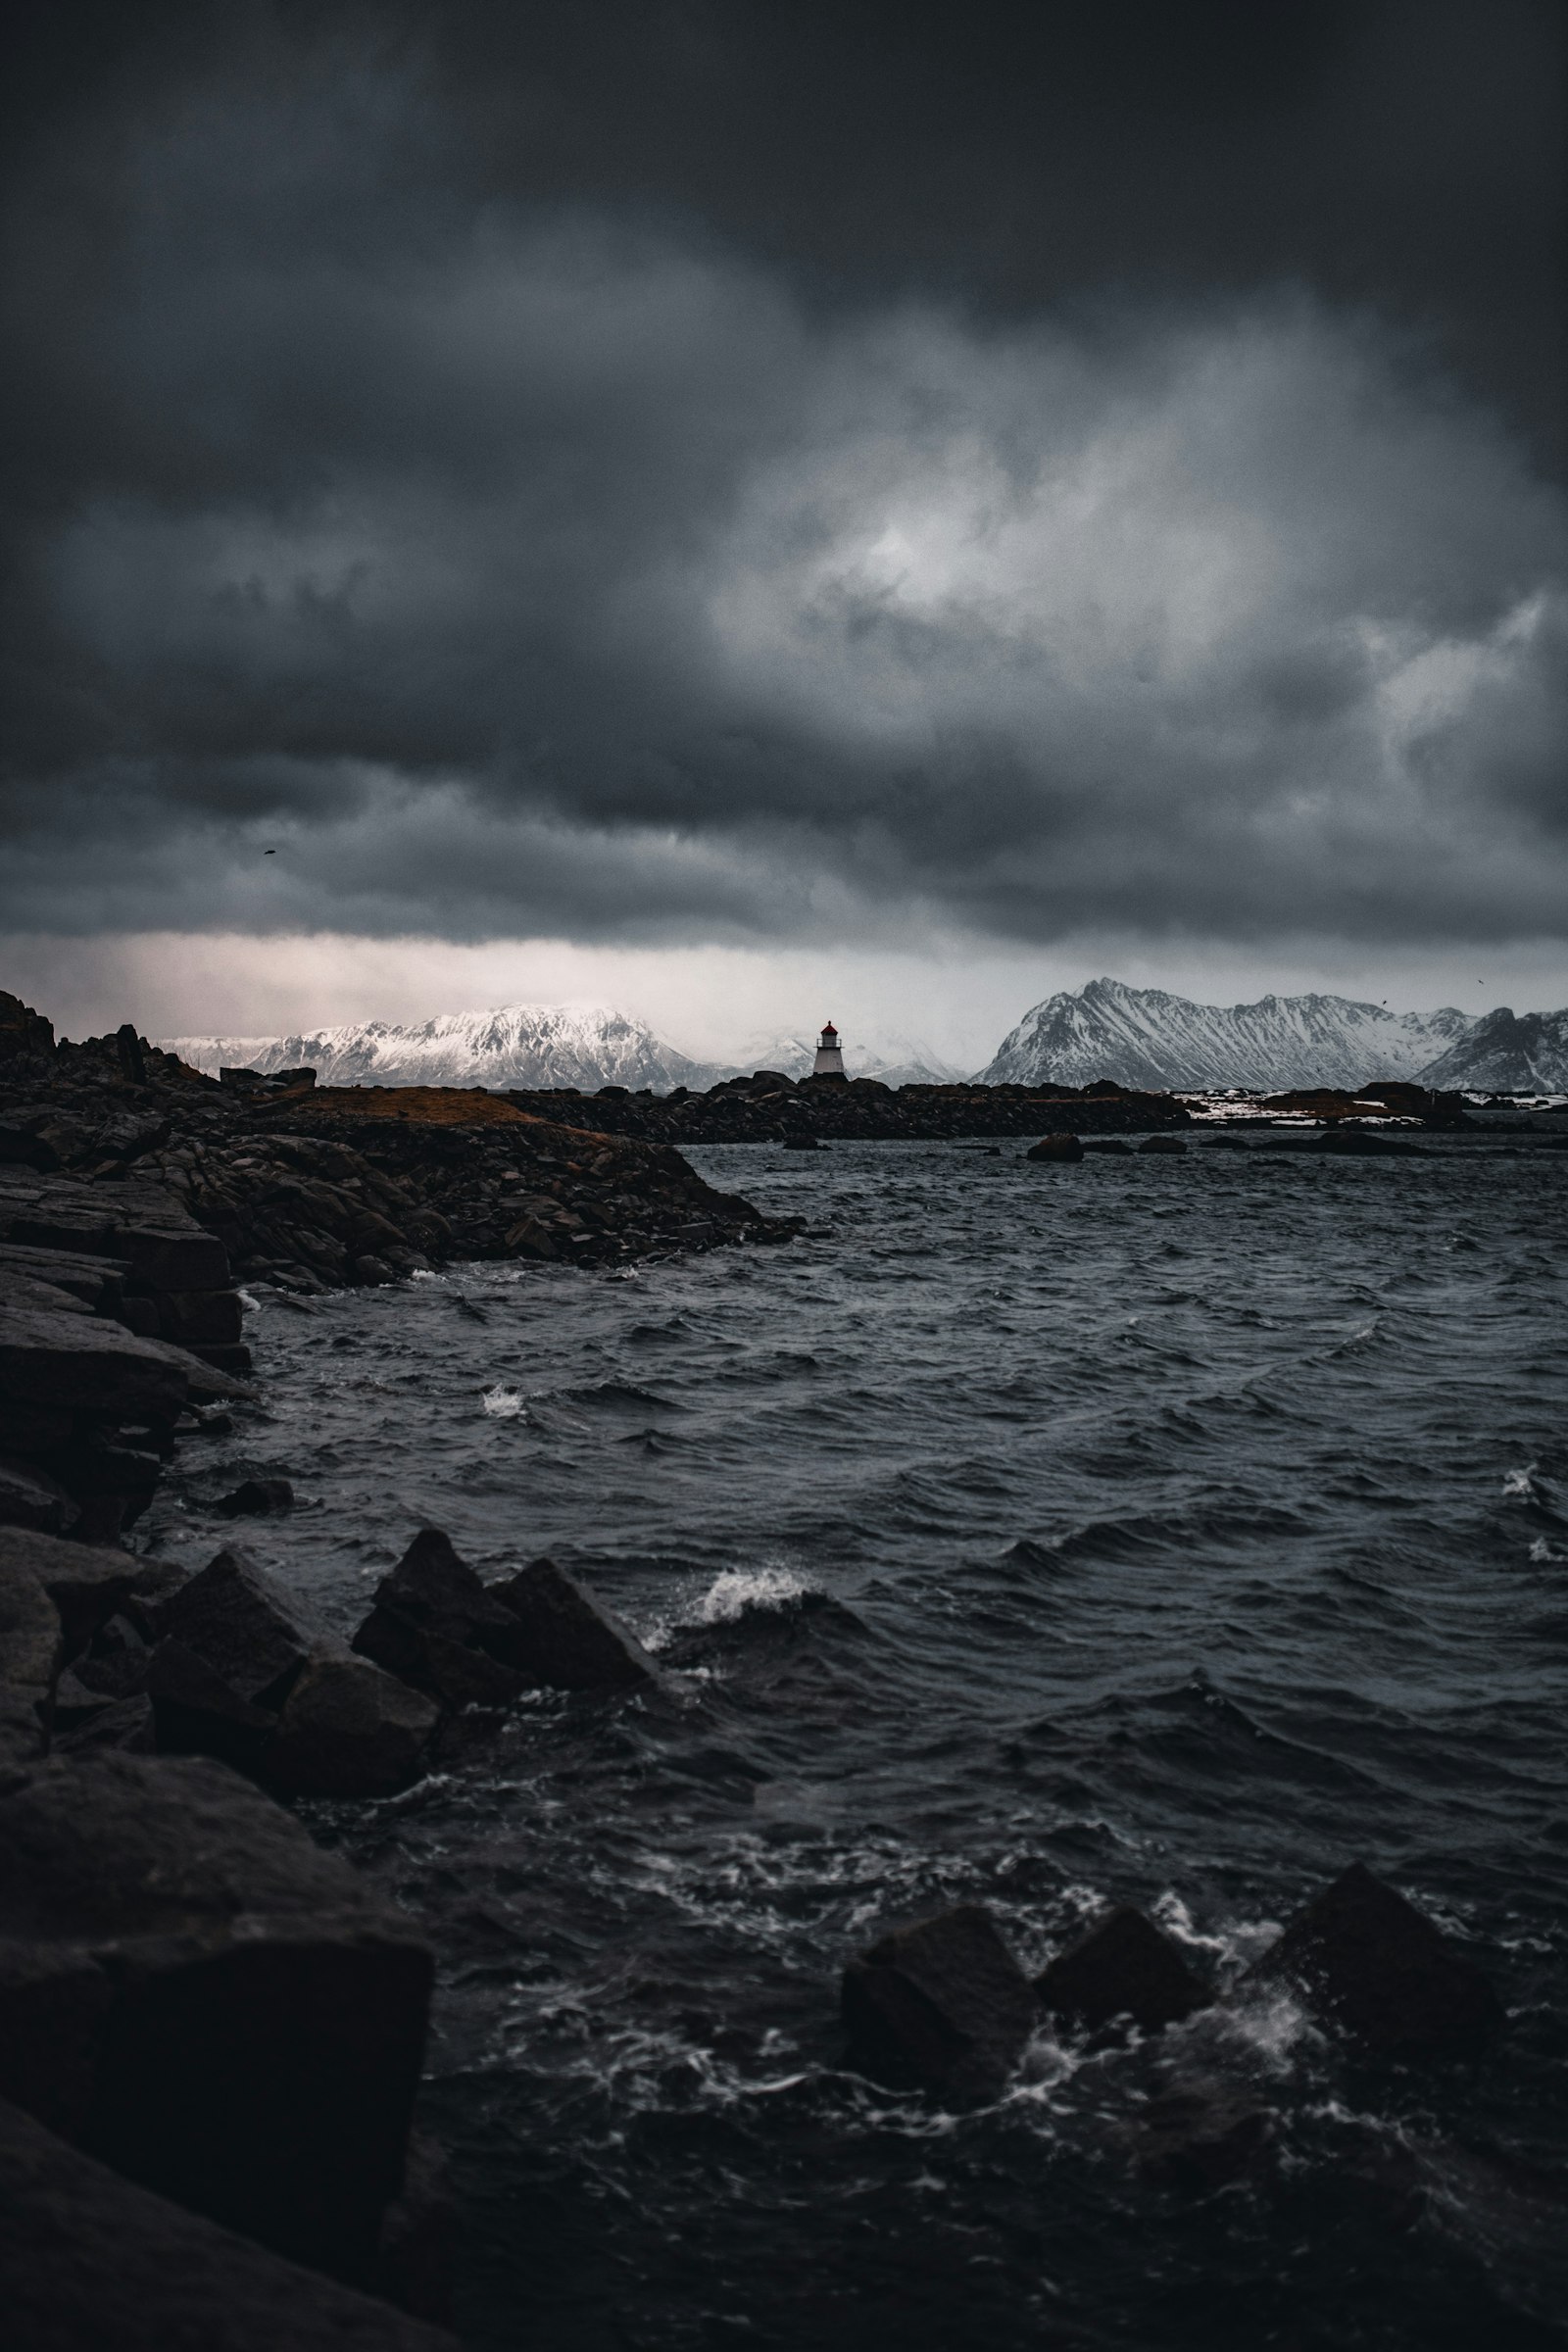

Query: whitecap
[
  {"left": 699, "top": 1566, "right": 810, "bottom": 1623},
  {"left": 481, "top": 1384, "right": 525, "bottom": 1419},
  {"left": 1502, "top": 1462, "right": 1538, "bottom": 1499}
]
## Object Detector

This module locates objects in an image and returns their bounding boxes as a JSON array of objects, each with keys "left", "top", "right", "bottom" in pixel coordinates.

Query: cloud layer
[{"left": 3, "top": 33, "right": 1565, "bottom": 956}]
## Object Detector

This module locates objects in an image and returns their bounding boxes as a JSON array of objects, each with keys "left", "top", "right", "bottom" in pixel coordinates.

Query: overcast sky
[{"left": 3, "top": 0, "right": 1565, "bottom": 1054}]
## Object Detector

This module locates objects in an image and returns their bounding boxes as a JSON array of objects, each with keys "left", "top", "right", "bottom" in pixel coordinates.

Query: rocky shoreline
[{"left": 0, "top": 990, "right": 1547, "bottom": 2343}]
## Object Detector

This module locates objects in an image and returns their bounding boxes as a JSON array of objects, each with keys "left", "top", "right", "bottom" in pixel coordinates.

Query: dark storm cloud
[{"left": 2, "top": 3, "right": 1565, "bottom": 951}]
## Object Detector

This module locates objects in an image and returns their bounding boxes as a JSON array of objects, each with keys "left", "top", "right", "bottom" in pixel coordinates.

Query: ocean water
[{"left": 148, "top": 1137, "right": 1568, "bottom": 2351}]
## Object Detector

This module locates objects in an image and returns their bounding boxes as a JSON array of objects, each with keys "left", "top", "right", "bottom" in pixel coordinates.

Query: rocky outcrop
[
  {"left": 0, "top": 1752, "right": 434, "bottom": 2282},
  {"left": 491, "top": 1556, "right": 660, "bottom": 1692},
  {"left": 841, "top": 1904, "right": 1038, "bottom": 2098},
  {"left": 1249, "top": 1862, "right": 1503, "bottom": 2056},
  {"left": 1025, "top": 1134, "right": 1084, "bottom": 1162}
]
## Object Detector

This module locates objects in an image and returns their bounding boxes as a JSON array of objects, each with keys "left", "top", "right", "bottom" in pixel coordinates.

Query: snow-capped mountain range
[
  {"left": 1416, "top": 1005, "right": 1568, "bottom": 1094},
  {"left": 163, "top": 981, "right": 1568, "bottom": 1097},
  {"left": 978, "top": 977, "right": 1479, "bottom": 1092},
  {"left": 163, "top": 1004, "right": 962, "bottom": 1094}
]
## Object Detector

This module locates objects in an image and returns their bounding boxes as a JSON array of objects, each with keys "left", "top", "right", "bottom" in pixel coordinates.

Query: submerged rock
[
  {"left": 1123, "top": 2079, "right": 1275, "bottom": 2194},
  {"left": 1036, "top": 1906, "right": 1212, "bottom": 2041},
  {"left": 1137, "top": 1135, "right": 1187, "bottom": 1154},
  {"left": 492, "top": 1557, "right": 660, "bottom": 1693},
  {"left": 215, "top": 1476, "right": 295, "bottom": 1518},
  {"left": 1249, "top": 1862, "right": 1503, "bottom": 2057},
  {"left": 842, "top": 1903, "right": 1037, "bottom": 2098},
  {"left": 1025, "top": 1134, "right": 1084, "bottom": 1162},
  {"left": 0, "top": 1752, "right": 433, "bottom": 2283}
]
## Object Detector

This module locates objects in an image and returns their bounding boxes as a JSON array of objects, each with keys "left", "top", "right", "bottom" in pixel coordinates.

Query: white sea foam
[
  {"left": 1529, "top": 1537, "right": 1563, "bottom": 1563},
  {"left": 1502, "top": 1462, "right": 1537, "bottom": 1498},
  {"left": 482, "top": 1384, "right": 525, "bottom": 1418},
  {"left": 699, "top": 1567, "right": 810, "bottom": 1623}
]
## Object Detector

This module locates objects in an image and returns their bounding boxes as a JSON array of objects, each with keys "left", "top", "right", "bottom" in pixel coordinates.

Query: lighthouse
[{"left": 811, "top": 1020, "right": 846, "bottom": 1078}]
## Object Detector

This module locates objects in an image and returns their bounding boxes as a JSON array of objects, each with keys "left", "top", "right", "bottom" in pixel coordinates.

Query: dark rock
[
  {"left": 0, "top": 2096, "right": 459, "bottom": 2350},
  {"left": 0, "top": 1303, "right": 189, "bottom": 1421},
  {"left": 1036, "top": 1905, "right": 1212, "bottom": 2041},
  {"left": 1125, "top": 2080, "right": 1275, "bottom": 2193},
  {"left": 0, "top": 1244, "right": 128, "bottom": 1311},
  {"left": 375, "top": 2129, "right": 460, "bottom": 2324},
  {"left": 1026, "top": 1134, "right": 1084, "bottom": 1162},
  {"left": 1082, "top": 1138, "right": 1134, "bottom": 1154},
  {"left": 1249, "top": 1862, "right": 1504, "bottom": 2056},
  {"left": 0, "top": 1686, "right": 45, "bottom": 1778},
  {"left": 782, "top": 1134, "right": 820, "bottom": 1151},
  {"left": 157, "top": 1288, "right": 245, "bottom": 1348},
  {"left": 1308, "top": 1127, "right": 1420, "bottom": 1156},
  {"left": 215, "top": 1476, "right": 295, "bottom": 1519},
  {"left": 842, "top": 1903, "right": 1037, "bottom": 2098},
  {"left": 352, "top": 1528, "right": 536, "bottom": 1706},
  {"left": 0, "top": 1528, "right": 170, "bottom": 1669},
  {"left": 353, "top": 1255, "right": 397, "bottom": 1285},
  {"left": 264, "top": 1651, "right": 438, "bottom": 1798},
  {"left": 0, "top": 1457, "right": 80, "bottom": 1537},
  {"left": 144, "top": 1638, "right": 279, "bottom": 1769},
  {"left": 1138, "top": 1135, "right": 1188, "bottom": 1154},
  {"left": 0, "top": 1753, "right": 434, "bottom": 2281},
  {"left": 491, "top": 1556, "right": 659, "bottom": 1692},
  {"left": 73, "top": 1613, "right": 152, "bottom": 1701},
  {"left": 0, "top": 1945, "right": 112, "bottom": 2137},
  {"left": 158, "top": 1546, "right": 321, "bottom": 1709},
  {"left": 0, "top": 1271, "right": 95, "bottom": 1317},
  {"left": 54, "top": 1692, "right": 157, "bottom": 1755}
]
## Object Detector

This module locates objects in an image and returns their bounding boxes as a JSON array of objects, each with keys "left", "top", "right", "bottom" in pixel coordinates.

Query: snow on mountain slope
[
  {"left": 163, "top": 1004, "right": 711, "bottom": 1093},
  {"left": 1415, "top": 1006, "right": 1568, "bottom": 1093},
  {"left": 977, "top": 977, "right": 1476, "bottom": 1091}
]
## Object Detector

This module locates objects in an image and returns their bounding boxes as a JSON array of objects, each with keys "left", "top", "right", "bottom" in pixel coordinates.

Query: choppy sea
[{"left": 146, "top": 1136, "right": 1568, "bottom": 2351}]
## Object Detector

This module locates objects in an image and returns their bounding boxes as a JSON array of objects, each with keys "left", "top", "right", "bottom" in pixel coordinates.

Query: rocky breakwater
[
  {"left": 499, "top": 1069, "right": 1197, "bottom": 1144},
  {"left": 0, "top": 1503, "right": 660, "bottom": 2342}
]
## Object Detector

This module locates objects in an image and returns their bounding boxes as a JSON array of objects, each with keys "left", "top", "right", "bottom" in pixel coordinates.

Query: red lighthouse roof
[{"left": 820, "top": 1020, "right": 838, "bottom": 1037}]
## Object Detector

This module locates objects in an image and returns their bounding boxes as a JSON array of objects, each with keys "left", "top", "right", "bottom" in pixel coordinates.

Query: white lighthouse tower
[{"left": 811, "top": 1020, "right": 846, "bottom": 1078}]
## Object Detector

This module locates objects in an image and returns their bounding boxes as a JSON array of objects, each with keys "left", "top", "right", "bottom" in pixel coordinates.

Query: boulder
[
  {"left": 375, "top": 2129, "right": 460, "bottom": 2326},
  {"left": 491, "top": 1557, "right": 659, "bottom": 1693},
  {"left": 0, "top": 2096, "right": 459, "bottom": 2350},
  {"left": 782, "top": 1134, "right": 820, "bottom": 1151},
  {"left": 842, "top": 1904, "right": 1037, "bottom": 2098},
  {"left": 1082, "top": 1139, "right": 1133, "bottom": 1155},
  {"left": 144, "top": 1638, "right": 280, "bottom": 1770},
  {"left": 216, "top": 1476, "right": 295, "bottom": 1518},
  {"left": 352, "top": 1529, "right": 535, "bottom": 1706},
  {"left": 1026, "top": 1134, "right": 1084, "bottom": 1162},
  {"left": 1249, "top": 1862, "right": 1503, "bottom": 2056},
  {"left": 264, "top": 1652, "right": 438, "bottom": 1798},
  {"left": 158, "top": 1546, "right": 322, "bottom": 1709},
  {"left": 1037, "top": 1906, "right": 1212, "bottom": 2041},
  {"left": 0, "top": 1569, "right": 63, "bottom": 1703},
  {"left": 0, "top": 1271, "right": 94, "bottom": 1317},
  {"left": 1137, "top": 1135, "right": 1187, "bottom": 1154},
  {"left": 0, "top": 1753, "right": 434, "bottom": 2281},
  {"left": 0, "top": 1528, "right": 171, "bottom": 1675},
  {"left": 0, "top": 1686, "right": 44, "bottom": 1778}
]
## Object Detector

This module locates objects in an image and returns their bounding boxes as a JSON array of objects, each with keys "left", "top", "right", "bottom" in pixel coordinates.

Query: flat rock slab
[
  {"left": 0, "top": 1753, "right": 434, "bottom": 2281},
  {"left": 842, "top": 1903, "right": 1037, "bottom": 2099},
  {"left": 0, "top": 1303, "right": 190, "bottom": 1421},
  {"left": 493, "top": 1556, "right": 660, "bottom": 1692},
  {"left": 0, "top": 1172, "right": 229, "bottom": 1293},
  {"left": 1249, "top": 1862, "right": 1503, "bottom": 2057},
  {"left": 1037, "top": 1906, "right": 1212, "bottom": 2042},
  {"left": 0, "top": 2097, "right": 458, "bottom": 2352},
  {"left": 0, "top": 1527, "right": 180, "bottom": 1658}
]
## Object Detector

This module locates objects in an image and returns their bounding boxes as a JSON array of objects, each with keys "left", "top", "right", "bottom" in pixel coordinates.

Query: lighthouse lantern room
[{"left": 811, "top": 1021, "right": 846, "bottom": 1078}]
